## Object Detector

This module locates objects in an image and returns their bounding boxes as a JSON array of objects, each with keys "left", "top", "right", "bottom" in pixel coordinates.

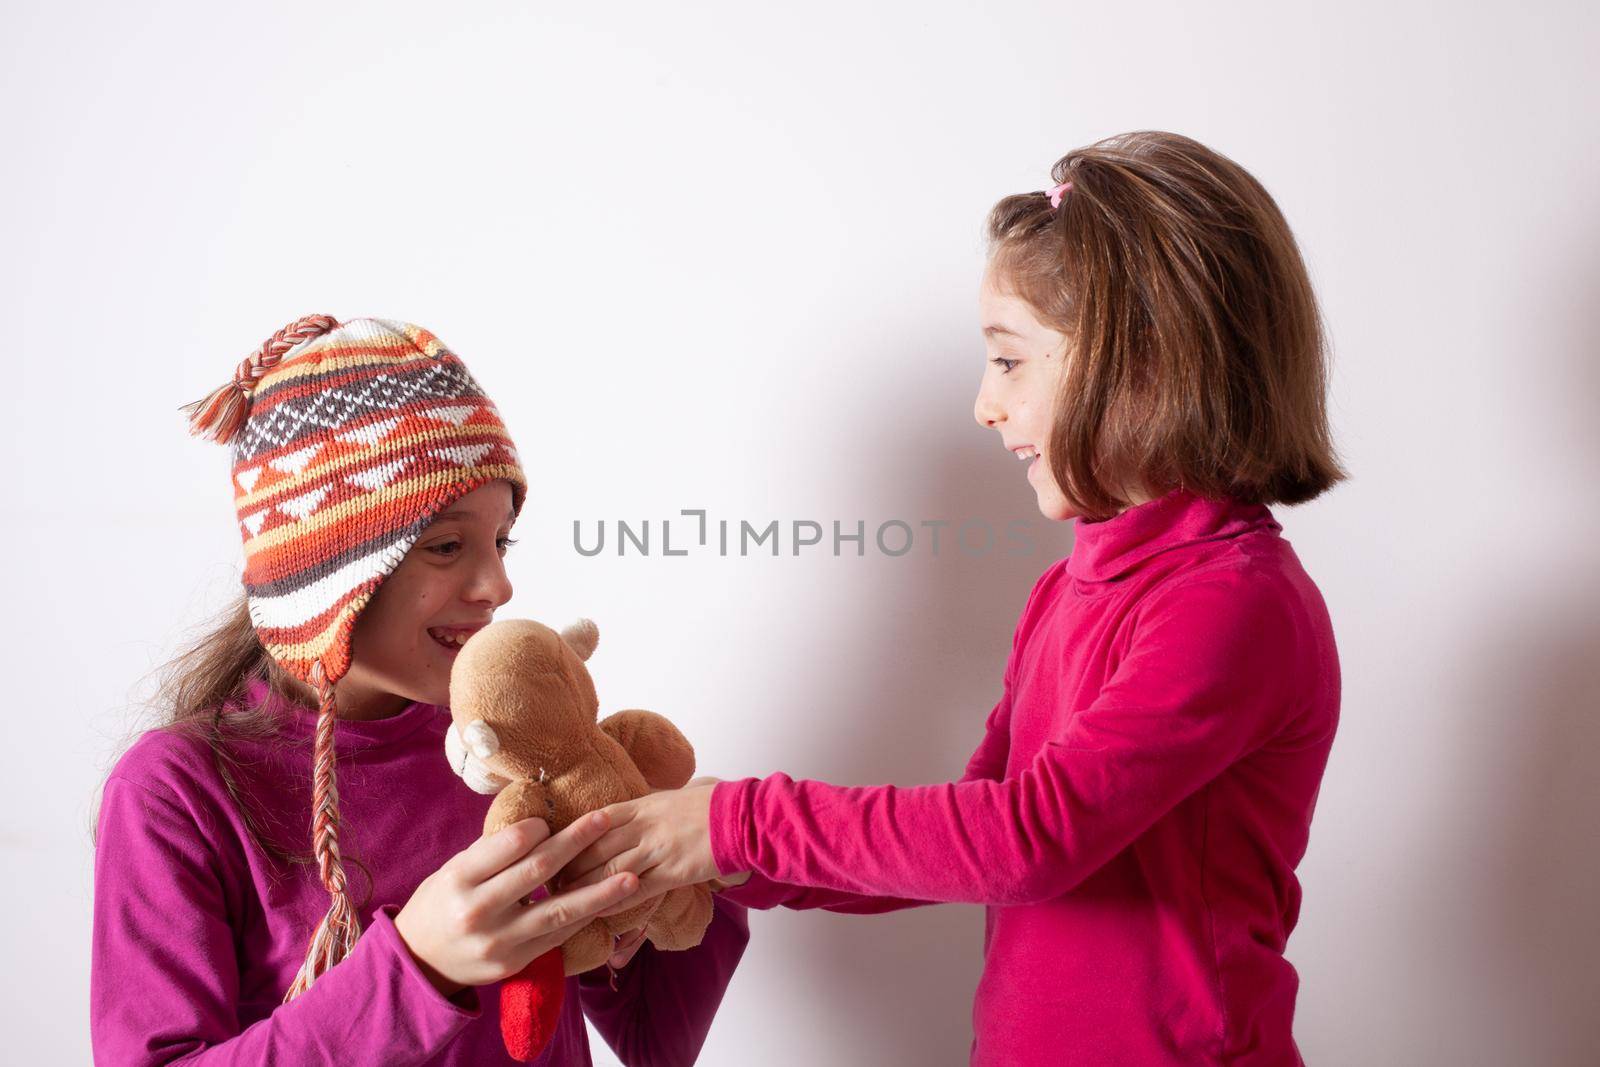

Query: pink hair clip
[{"left": 1047, "top": 181, "right": 1073, "bottom": 209}]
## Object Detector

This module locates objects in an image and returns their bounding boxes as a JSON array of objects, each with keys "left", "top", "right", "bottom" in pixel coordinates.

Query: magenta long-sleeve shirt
[
  {"left": 91, "top": 676, "right": 749, "bottom": 1066},
  {"left": 712, "top": 487, "right": 1341, "bottom": 1065}
]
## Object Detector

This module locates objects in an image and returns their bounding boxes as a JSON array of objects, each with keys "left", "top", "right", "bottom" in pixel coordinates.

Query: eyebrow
[
  {"left": 435, "top": 506, "right": 517, "bottom": 524},
  {"left": 983, "top": 325, "right": 1024, "bottom": 338}
]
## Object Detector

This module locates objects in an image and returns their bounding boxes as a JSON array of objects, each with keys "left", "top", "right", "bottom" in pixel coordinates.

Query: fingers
[
  {"left": 565, "top": 843, "right": 650, "bottom": 893},
  {"left": 560, "top": 824, "right": 644, "bottom": 889},
  {"left": 478, "top": 811, "right": 613, "bottom": 912},
  {"left": 596, "top": 886, "right": 660, "bottom": 918},
  {"left": 609, "top": 927, "right": 649, "bottom": 968},
  {"left": 594, "top": 865, "right": 689, "bottom": 915},
  {"left": 452, "top": 817, "right": 551, "bottom": 885},
  {"left": 592, "top": 867, "right": 687, "bottom": 918},
  {"left": 507, "top": 871, "right": 639, "bottom": 944}
]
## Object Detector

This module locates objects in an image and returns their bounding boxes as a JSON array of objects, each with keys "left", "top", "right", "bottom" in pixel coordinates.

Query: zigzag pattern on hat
[
  {"left": 224, "top": 318, "right": 528, "bottom": 685},
  {"left": 234, "top": 354, "right": 490, "bottom": 462}
]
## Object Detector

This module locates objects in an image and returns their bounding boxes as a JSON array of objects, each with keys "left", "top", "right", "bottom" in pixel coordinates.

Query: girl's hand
[
  {"left": 608, "top": 926, "right": 649, "bottom": 968},
  {"left": 394, "top": 813, "right": 639, "bottom": 997},
  {"left": 558, "top": 779, "right": 724, "bottom": 907}
]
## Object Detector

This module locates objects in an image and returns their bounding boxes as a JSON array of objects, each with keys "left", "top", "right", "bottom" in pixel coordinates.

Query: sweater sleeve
[
  {"left": 710, "top": 686, "right": 1013, "bottom": 914},
  {"left": 575, "top": 892, "right": 750, "bottom": 1067},
  {"left": 711, "top": 574, "right": 1308, "bottom": 906},
  {"left": 711, "top": 567, "right": 1046, "bottom": 913},
  {"left": 90, "top": 775, "right": 480, "bottom": 1066}
]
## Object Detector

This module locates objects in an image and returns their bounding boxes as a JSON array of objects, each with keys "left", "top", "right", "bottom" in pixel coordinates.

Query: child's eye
[
  {"left": 990, "top": 356, "right": 1019, "bottom": 374},
  {"left": 425, "top": 537, "right": 519, "bottom": 557}
]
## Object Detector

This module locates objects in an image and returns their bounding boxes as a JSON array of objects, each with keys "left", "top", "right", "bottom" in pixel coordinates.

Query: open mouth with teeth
[
  {"left": 1012, "top": 445, "right": 1041, "bottom": 474},
  {"left": 428, "top": 627, "right": 480, "bottom": 654}
]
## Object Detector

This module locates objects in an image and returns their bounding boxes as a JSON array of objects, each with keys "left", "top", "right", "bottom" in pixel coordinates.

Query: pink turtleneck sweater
[
  {"left": 712, "top": 487, "right": 1341, "bottom": 1065},
  {"left": 91, "top": 677, "right": 749, "bottom": 1066}
]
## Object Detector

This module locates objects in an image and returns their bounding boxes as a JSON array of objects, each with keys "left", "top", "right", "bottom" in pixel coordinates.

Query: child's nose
[
  {"left": 468, "top": 558, "right": 514, "bottom": 610},
  {"left": 973, "top": 390, "right": 1005, "bottom": 429}
]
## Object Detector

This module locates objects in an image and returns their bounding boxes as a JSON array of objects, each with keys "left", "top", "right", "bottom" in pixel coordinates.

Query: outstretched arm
[
  {"left": 712, "top": 686, "right": 1014, "bottom": 913},
  {"left": 561, "top": 685, "right": 1014, "bottom": 915},
  {"left": 564, "top": 575, "right": 1319, "bottom": 908},
  {"left": 713, "top": 576, "right": 1318, "bottom": 905}
]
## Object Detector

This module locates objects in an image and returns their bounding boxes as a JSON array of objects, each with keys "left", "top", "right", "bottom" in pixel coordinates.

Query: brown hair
[
  {"left": 94, "top": 594, "right": 363, "bottom": 884},
  {"left": 986, "top": 130, "right": 1348, "bottom": 520}
]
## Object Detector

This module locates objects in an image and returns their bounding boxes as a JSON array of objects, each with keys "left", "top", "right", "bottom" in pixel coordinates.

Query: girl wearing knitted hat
[
  {"left": 89, "top": 316, "right": 749, "bottom": 1064},
  {"left": 558, "top": 131, "right": 1346, "bottom": 1065}
]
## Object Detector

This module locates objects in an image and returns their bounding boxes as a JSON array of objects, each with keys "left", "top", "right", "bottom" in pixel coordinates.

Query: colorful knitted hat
[{"left": 182, "top": 314, "right": 528, "bottom": 999}]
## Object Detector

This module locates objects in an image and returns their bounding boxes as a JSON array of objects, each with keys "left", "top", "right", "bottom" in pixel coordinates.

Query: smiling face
[
  {"left": 332, "top": 480, "right": 518, "bottom": 720},
  {"left": 973, "top": 261, "right": 1082, "bottom": 521}
]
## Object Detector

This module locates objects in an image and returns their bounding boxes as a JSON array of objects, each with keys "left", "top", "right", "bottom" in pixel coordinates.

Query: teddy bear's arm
[{"left": 597, "top": 710, "right": 697, "bottom": 791}]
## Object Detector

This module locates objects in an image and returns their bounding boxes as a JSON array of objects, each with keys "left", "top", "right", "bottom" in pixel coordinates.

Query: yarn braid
[
  {"left": 180, "top": 314, "right": 340, "bottom": 445},
  {"left": 282, "top": 660, "right": 362, "bottom": 1001}
]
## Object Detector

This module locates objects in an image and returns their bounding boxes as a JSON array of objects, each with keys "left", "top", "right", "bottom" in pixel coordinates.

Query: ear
[{"left": 559, "top": 618, "right": 599, "bottom": 662}]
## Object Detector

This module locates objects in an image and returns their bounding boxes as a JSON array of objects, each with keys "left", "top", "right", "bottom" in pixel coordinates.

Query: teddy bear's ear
[{"left": 559, "top": 618, "right": 600, "bottom": 662}]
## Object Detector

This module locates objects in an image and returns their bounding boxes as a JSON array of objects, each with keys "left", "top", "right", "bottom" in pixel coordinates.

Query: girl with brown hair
[
  {"left": 90, "top": 316, "right": 749, "bottom": 1064},
  {"left": 557, "top": 130, "right": 1347, "bottom": 1065}
]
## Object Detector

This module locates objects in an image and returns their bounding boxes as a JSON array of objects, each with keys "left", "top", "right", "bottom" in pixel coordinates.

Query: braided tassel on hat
[
  {"left": 182, "top": 312, "right": 529, "bottom": 1002},
  {"left": 282, "top": 660, "right": 364, "bottom": 1000},
  {"left": 183, "top": 314, "right": 364, "bottom": 998},
  {"left": 179, "top": 314, "right": 341, "bottom": 444}
]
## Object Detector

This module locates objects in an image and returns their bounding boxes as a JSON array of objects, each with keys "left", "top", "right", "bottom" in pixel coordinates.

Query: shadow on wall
[
  {"left": 1476, "top": 234, "right": 1600, "bottom": 1066},
  {"left": 1482, "top": 589, "right": 1600, "bottom": 1065},
  {"left": 749, "top": 357, "right": 1070, "bottom": 1064}
]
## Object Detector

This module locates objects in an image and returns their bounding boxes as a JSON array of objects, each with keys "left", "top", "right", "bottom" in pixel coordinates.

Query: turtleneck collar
[
  {"left": 237, "top": 675, "right": 445, "bottom": 753},
  {"left": 1065, "top": 486, "right": 1281, "bottom": 583}
]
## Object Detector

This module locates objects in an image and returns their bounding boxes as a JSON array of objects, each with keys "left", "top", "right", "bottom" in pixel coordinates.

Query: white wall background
[{"left": 4, "top": 1, "right": 1596, "bottom": 1063}]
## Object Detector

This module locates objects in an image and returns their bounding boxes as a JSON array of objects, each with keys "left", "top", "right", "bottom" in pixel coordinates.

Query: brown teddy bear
[{"left": 443, "top": 617, "right": 714, "bottom": 1061}]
